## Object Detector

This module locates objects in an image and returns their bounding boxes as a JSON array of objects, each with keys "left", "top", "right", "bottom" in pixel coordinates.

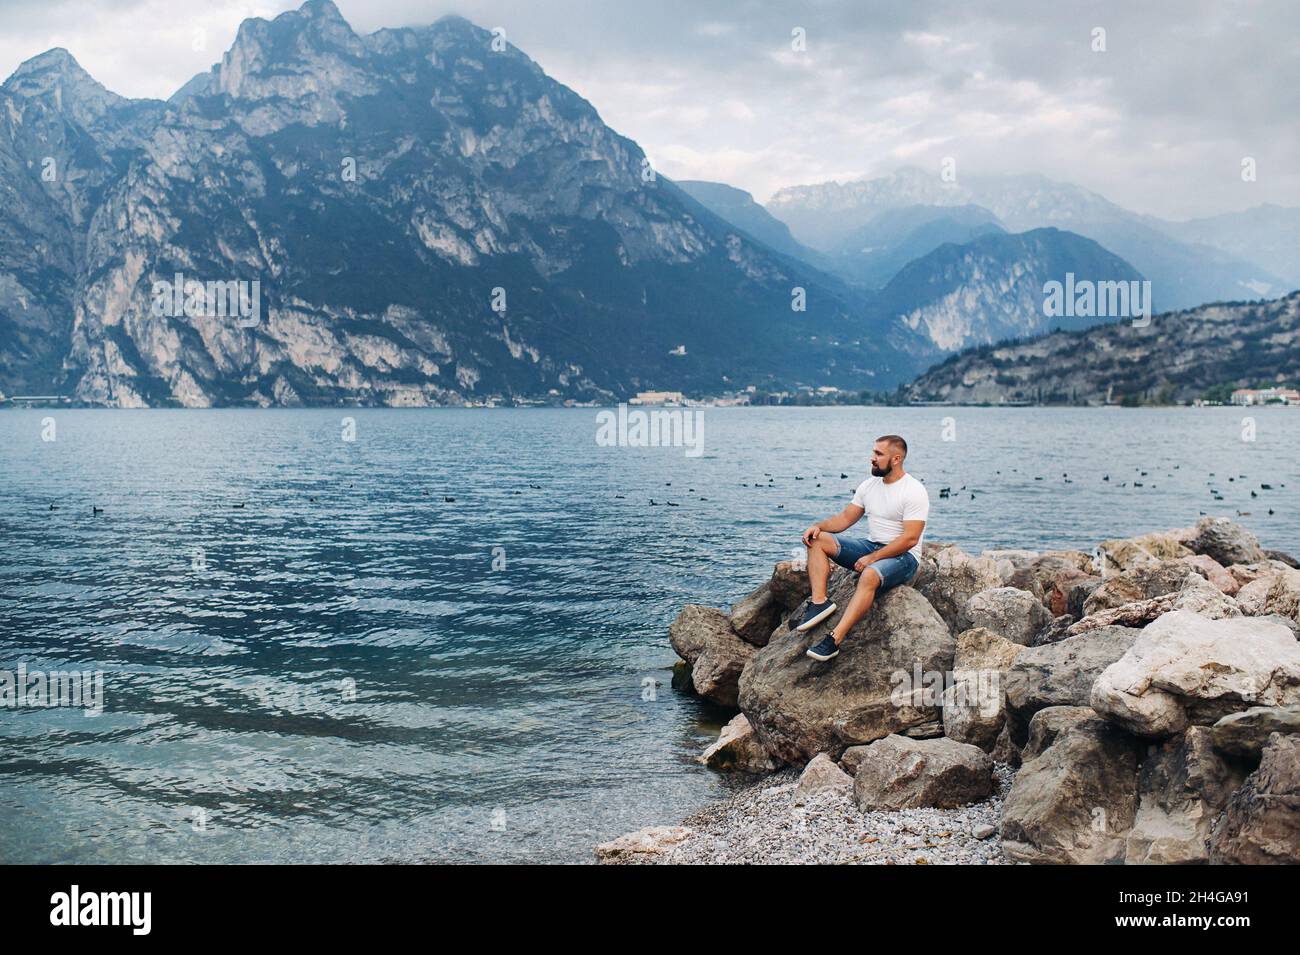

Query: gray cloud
[{"left": 0, "top": 0, "right": 1294, "bottom": 218}]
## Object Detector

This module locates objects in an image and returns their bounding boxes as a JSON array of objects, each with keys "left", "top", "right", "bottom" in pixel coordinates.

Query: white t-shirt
[{"left": 851, "top": 473, "right": 929, "bottom": 561}]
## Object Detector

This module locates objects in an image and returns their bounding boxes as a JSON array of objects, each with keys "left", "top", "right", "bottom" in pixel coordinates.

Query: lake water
[{"left": 1, "top": 406, "right": 1297, "bottom": 863}]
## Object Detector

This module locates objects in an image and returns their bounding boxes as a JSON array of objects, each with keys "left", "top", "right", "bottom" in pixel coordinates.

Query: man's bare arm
[
  {"left": 853, "top": 520, "right": 926, "bottom": 570},
  {"left": 802, "top": 504, "right": 865, "bottom": 545}
]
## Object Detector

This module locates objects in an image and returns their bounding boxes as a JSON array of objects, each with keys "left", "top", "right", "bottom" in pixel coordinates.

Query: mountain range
[
  {"left": 905, "top": 292, "right": 1300, "bottom": 405},
  {"left": 764, "top": 167, "right": 1298, "bottom": 309},
  {"left": 0, "top": 0, "right": 1293, "bottom": 407},
  {"left": 0, "top": 0, "right": 920, "bottom": 406}
]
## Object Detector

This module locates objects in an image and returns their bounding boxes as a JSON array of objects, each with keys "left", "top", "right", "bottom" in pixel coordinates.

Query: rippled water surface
[{"left": 1, "top": 407, "right": 1297, "bottom": 863}]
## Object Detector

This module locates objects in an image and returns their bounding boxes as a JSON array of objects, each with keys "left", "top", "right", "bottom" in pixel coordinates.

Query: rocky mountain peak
[
  {"left": 217, "top": 0, "right": 369, "bottom": 104},
  {"left": 2, "top": 47, "right": 126, "bottom": 127}
]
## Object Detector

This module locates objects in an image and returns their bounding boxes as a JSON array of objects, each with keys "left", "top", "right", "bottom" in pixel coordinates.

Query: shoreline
[
  {"left": 599, "top": 763, "right": 1016, "bottom": 865},
  {"left": 599, "top": 517, "right": 1300, "bottom": 865}
]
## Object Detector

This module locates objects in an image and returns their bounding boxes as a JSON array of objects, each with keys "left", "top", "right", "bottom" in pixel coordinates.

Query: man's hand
[
  {"left": 854, "top": 554, "right": 876, "bottom": 573},
  {"left": 801, "top": 525, "right": 822, "bottom": 547}
]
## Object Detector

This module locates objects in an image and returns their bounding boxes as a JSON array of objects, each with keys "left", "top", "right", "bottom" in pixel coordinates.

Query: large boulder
[
  {"left": 728, "top": 581, "right": 782, "bottom": 646},
  {"left": 1236, "top": 576, "right": 1279, "bottom": 615},
  {"left": 941, "top": 627, "right": 1026, "bottom": 750},
  {"left": 1180, "top": 554, "right": 1239, "bottom": 596},
  {"left": 1266, "top": 549, "right": 1300, "bottom": 569},
  {"left": 1050, "top": 568, "right": 1101, "bottom": 619},
  {"left": 1189, "top": 516, "right": 1266, "bottom": 567},
  {"left": 738, "top": 574, "right": 954, "bottom": 763},
  {"left": 850, "top": 734, "right": 993, "bottom": 811},
  {"left": 915, "top": 547, "right": 1009, "bottom": 634},
  {"left": 1022, "top": 706, "right": 1101, "bottom": 761},
  {"left": 1033, "top": 614, "right": 1076, "bottom": 646},
  {"left": 769, "top": 560, "right": 812, "bottom": 611},
  {"left": 1000, "top": 715, "right": 1143, "bottom": 864},
  {"left": 1097, "top": 532, "right": 1193, "bottom": 573},
  {"left": 1003, "top": 625, "right": 1141, "bottom": 746},
  {"left": 1067, "top": 575, "right": 1240, "bottom": 636},
  {"left": 698, "top": 713, "right": 782, "bottom": 772},
  {"left": 1082, "top": 560, "right": 1198, "bottom": 616},
  {"left": 959, "top": 587, "right": 1052, "bottom": 645},
  {"left": 594, "top": 826, "right": 692, "bottom": 863},
  {"left": 1209, "top": 733, "right": 1300, "bottom": 864},
  {"left": 1002, "top": 552, "right": 1094, "bottom": 605},
  {"left": 793, "top": 752, "right": 853, "bottom": 804},
  {"left": 1091, "top": 611, "right": 1300, "bottom": 738},
  {"left": 1125, "top": 726, "right": 1248, "bottom": 865},
  {"left": 669, "top": 604, "right": 755, "bottom": 707},
  {"left": 1262, "top": 568, "right": 1300, "bottom": 624},
  {"left": 1227, "top": 560, "right": 1291, "bottom": 587},
  {"left": 1211, "top": 705, "right": 1300, "bottom": 761}
]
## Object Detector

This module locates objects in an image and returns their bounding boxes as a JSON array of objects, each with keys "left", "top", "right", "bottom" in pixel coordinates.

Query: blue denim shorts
[{"left": 830, "top": 534, "right": 919, "bottom": 589}]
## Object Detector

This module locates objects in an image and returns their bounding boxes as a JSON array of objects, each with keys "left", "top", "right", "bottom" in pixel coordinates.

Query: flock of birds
[{"left": 53, "top": 466, "right": 1285, "bottom": 518}]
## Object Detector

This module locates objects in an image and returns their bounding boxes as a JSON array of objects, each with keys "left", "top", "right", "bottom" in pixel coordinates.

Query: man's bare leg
[
  {"left": 829, "top": 569, "right": 880, "bottom": 645},
  {"left": 806, "top": 535, "right": 837, "bottom": 604}
]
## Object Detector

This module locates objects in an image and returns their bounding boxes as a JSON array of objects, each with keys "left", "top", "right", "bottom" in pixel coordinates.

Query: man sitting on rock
[{"left": 797, "top": 434, "right": 929, "bottom": 661}]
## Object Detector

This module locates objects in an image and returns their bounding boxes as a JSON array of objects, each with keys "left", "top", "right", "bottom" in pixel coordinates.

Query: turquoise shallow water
[{"left": 1, "top": 406, "right": 1297, "bottom": 863}]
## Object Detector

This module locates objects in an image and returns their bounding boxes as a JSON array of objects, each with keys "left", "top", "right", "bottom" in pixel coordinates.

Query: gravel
[{"left": 618, "top": 762, "right": 1018, "bottom": 864}]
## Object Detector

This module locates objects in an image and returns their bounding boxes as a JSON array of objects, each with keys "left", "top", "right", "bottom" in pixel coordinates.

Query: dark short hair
[{"left": 876, "top": 434, "right": 907, "bottom": 458}]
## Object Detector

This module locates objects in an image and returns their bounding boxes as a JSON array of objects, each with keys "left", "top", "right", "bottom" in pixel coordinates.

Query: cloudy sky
[{"left": 2, "top": 0, "right": 1296, "bottom": 219}]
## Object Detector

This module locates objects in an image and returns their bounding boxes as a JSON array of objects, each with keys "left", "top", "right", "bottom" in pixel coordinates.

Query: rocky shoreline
[{"left": 597, "top": 517, "right": 1300, "bottom": 864}]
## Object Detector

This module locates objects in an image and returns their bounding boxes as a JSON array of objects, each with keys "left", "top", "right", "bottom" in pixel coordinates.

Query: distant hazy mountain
[
  {"left": 905, "top": 291, "right": 1300, "bottom": 405},
  {"left": 830, "top": 204, "right": 1005, "bottom": 289},
  {"left": 675, "top": 180, "right": 822, "bottom": 264},
  {"left": 0, "top": 1, "right": 922, "bottom": 405},
  {"left": 872, "top": 227, "right": 1143, "bottom": 351},
  {"left": 1159, "top": 204, "right": 1300, "bottom": 290},
  {"left": 768, "top": 167, "right": 1287, "bottom": 312}
]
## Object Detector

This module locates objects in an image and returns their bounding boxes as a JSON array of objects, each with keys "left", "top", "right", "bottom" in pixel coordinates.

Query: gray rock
[
  {"left": 699, "top": 713, "right": 783, "bottom": 773},
  {"left": 990, "top": 720, "right": 1021, "bottom": 767},
  {"left": 1262, "top": 568, "right": 1300, "bottom": 624},
  {"left": 1092, "top": 611, "right": 1300, "bottom": 738},
  {"left": 851, "top": 734, "right": 993, "bottom": 811},
  {"left": 1125, "top": 726, "right": 1248, "bottom": 864},
  {"left": 1000, "top": 717, "right": 1142, "bottom": 864},
  {"left": 739, "top": 574, "right": 954, "bottom": 763},
  {"left": 1049, "top": 568, "right": 1101, "bottom": 619},
  {"left": 1033, "top": 614, "right": 1075, "bottom": 646},
  {"left": 769, "top": 560, "right": 813, "bottom": 611},
  {"left": 1211, "top": 705, "right": 1300, "bottom": 761},
  {"left": 1209, "top": 732, "right": 1300, "bottom": 864},
  {"left": 941, "top": 627, "right": 1025, "bottom": 750},
  {"left": 728, "top": 581, "right": 782, "bottom": 647},
  {"left": 792, "top": 753, "right": 853, "bottom": 804},
  {"left": 1181, "top": 553, "right": 1240, "bottom": 595},
  {"left": 1189, "top": 516, "right": 1267, "bottom": 568},
  {"left": 1022, "top": 706, "right": 1102, "bottom": 761},
  {"left": 900, "top": 720, "right": 945, "bottom": 739},
  {"left": 1067, "top": 575, "right": 1241, "bottom": 636},
  {"left": 1265, "top": 549, "right": 1300, "bottom": 570},
  {"left": 668, "top": 604, "right": 755, "bottom": 708},
  {"left": 1236, "top": 575, "right": 1279, "bottom": 615},
  {"left": 959, "top": 586, "right": 1053, "bottom": 645},
  {"left": 1097, "top": 533, "right": 1192, "bottom": 573},
  {"left": 1003, "top": 625, "right": 1141, "bottom": 746},
  {"left": 1082, "top": 560, "right": 1197, "bottom": 616},
  {"left": 594, "top": 826, "right": 694, "bottom": 863},
  {"left": 915, "top": 548, "right": 1009, "bottom": 634}
]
